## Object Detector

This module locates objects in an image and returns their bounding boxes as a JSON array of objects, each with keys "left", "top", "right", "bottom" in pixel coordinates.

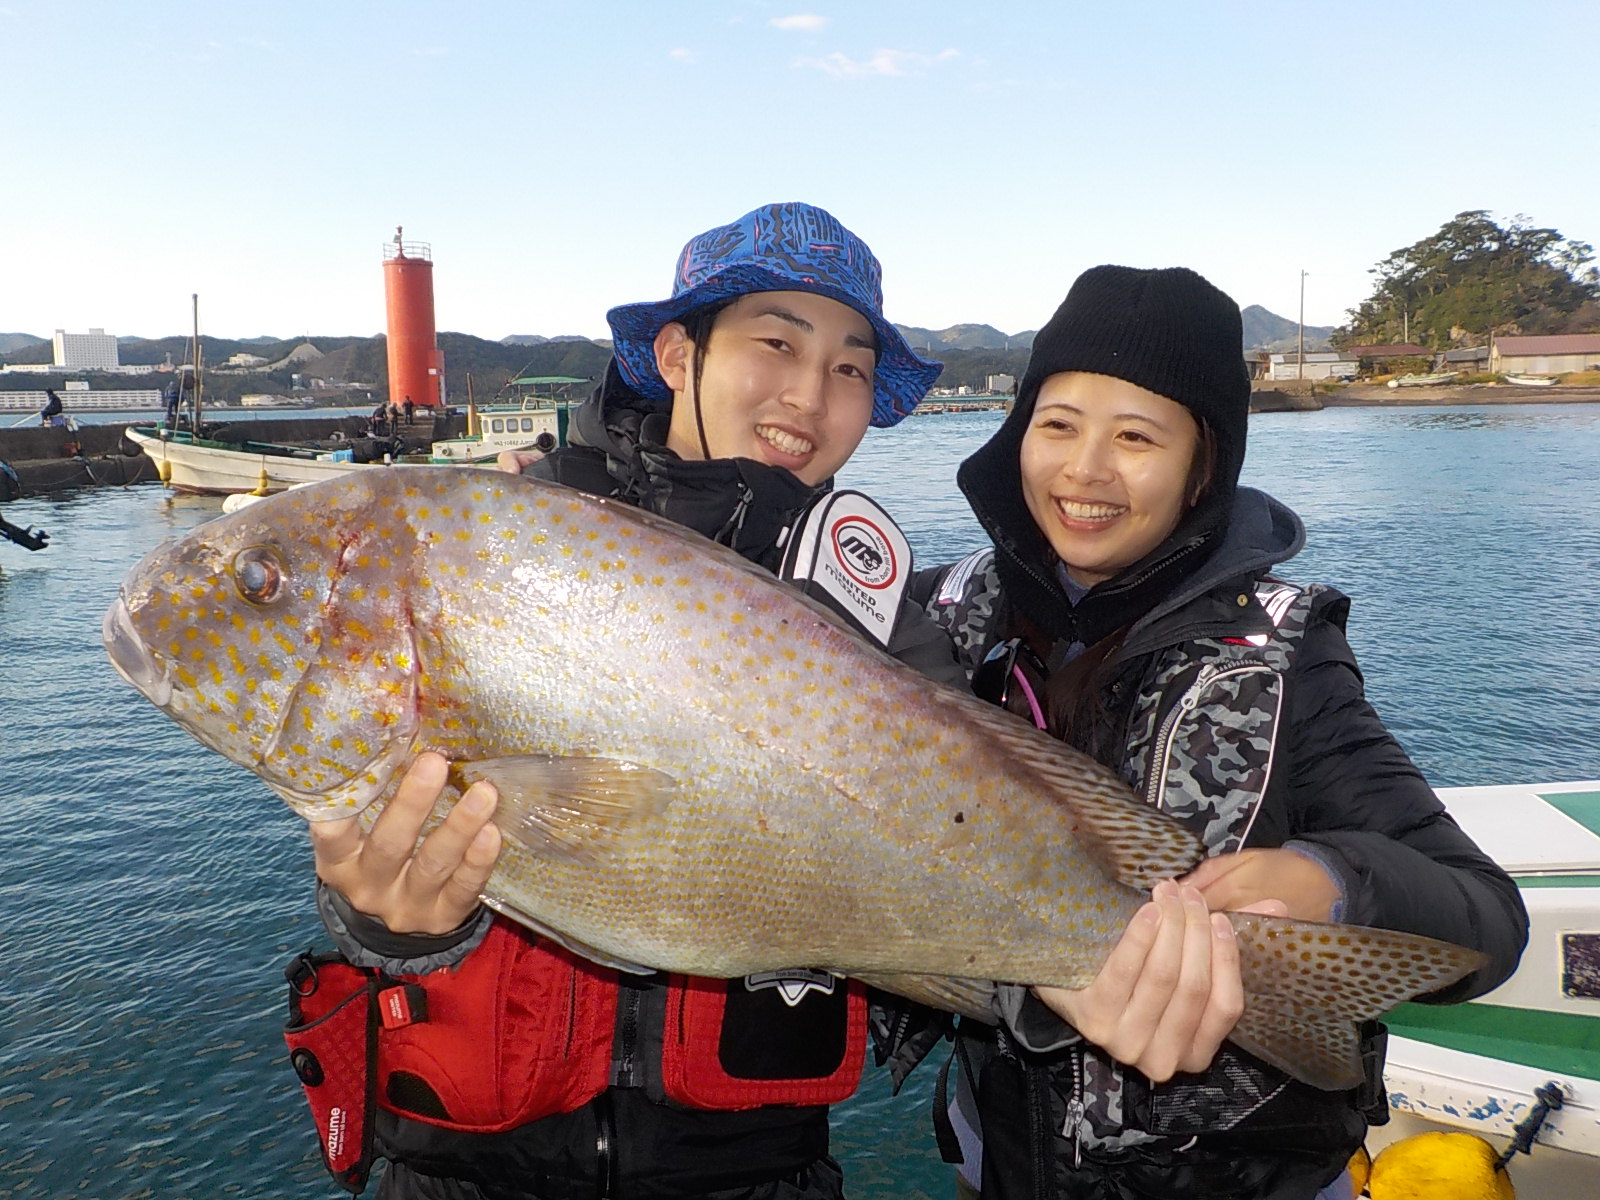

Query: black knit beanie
[
  {"left": 957, "top": 265, "right": 1251, "bottom": 646},
  {"left": 1018, "top": 265, "right": 1251, "bottom": 496}
]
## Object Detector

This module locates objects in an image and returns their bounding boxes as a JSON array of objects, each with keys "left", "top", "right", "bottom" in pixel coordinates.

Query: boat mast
[{"left": 191, "top": 293, "right": 204, "bottom": 430}]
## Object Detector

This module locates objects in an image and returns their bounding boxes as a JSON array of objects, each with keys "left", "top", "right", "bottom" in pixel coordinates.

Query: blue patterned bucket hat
[{"left": 606, "top": 202, "right": 942, "bottom": 427}]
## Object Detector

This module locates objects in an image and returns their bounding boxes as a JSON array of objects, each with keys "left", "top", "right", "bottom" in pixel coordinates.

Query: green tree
[{"left": 1334, "top": 211, "right": 1600, "bottom": 349}]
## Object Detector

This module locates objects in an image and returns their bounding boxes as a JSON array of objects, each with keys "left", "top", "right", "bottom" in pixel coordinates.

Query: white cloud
[
  {"left": 668, "top": 47, "right": 695, "bottom": 62},
  {"left": 770, "top": 14, "right": 830, "bottom": 34},
  {"left": 795, "top": 48, "right": 958, "bottom": 78}
]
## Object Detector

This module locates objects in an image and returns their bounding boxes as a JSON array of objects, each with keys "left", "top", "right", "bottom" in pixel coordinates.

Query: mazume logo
[
  {"left": 327, "top": 1106, "right": 346, "bottom": 1159},
  {"left": 829, "top": 516, "right": 896, "bottom": 589}
]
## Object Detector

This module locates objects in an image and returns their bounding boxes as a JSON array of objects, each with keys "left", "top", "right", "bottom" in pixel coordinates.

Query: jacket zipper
[
  {"left": 1063, "top": 1045, "right": 1085, "bottom": 1170},
  {"left": 616, "top": 985, "right": 641, "bottom": 1087},
  {"left": 1142, "top": 662, "right": 1272, "bottom": 810},
  {"left": 595, "top": 1090, "right": 615, "bottom": 1200},
  {"left": 1025, "top": 1057, "right": 1053, "bottom": 1200},
  {"left": 598, "top": 985, "right": 644, "bottom": 1199}
]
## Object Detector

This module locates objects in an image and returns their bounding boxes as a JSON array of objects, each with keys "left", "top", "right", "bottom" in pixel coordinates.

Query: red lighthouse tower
[{"left": 383, "top": 227, "right": 444, "bottom": 409}]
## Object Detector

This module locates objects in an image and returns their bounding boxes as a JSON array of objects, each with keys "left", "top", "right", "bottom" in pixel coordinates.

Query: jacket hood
[{"left": 1121, "top": 486, "right": 1305, "bottom": 649}]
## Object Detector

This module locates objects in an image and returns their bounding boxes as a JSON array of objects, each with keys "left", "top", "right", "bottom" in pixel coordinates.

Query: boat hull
[
  {"left": 1378, "top": 782, "right": 1600, "bottom": 1160},
  {"left": 125, "top": 426, "right": 380, "bottom": 495}
]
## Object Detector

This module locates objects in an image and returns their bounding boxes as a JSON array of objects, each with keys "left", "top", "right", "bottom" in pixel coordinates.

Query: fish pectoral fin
[
  {"left": 850, "top": 972, "right": 1000, "bottom": 1023},
  {"left": 479, "top": 894, "right": 656, "bottom": 975},
  {"left": 1227, "top": 914, "right": 1489, "bottom": 1091},
  {"left": 454, "top": 754, "right": 676, "bottom": 864}
]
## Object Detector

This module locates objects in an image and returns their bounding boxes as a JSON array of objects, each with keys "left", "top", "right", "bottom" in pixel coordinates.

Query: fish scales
[
  {"left": 383, "top": 476, "right": 1123, "bottom": 983},
  {"left": 105, "top": 467, "right": 1488, "bottom": 1090}
]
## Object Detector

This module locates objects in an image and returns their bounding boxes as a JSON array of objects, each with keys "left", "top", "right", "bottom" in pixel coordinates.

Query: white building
[
  {"left": 1269, "top": 351, "right": 1358, "bottom": 382},
  {"left": 0, "top": 381, "right": 162, "bottom": 411},
  {"left": 987, "top": 373, "right": 1016, "bottom": 394},
  {"left": 53, "top": 328, "right": 120, "bottom": 370}
]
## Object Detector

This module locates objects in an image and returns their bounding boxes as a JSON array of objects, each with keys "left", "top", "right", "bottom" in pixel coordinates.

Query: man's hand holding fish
[{"left": 309, "top": 751, "right": 501, "bottom": 936}]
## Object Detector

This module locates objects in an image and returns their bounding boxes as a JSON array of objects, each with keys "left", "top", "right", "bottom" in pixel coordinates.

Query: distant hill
[
  {"left": 1241, "top": 305, "right": 1333, "bottom": 352},
  {"left": 0, "top": 333, "right": 44, "bottom": 355},
  {"left": 501, "top": 334, "right": 609, "bottom": 347},
  {"left": 896, "top": 323, "right": 1036, "bottom": 352}
]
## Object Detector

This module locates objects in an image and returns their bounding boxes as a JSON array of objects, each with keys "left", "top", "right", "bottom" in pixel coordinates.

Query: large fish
[{"left": 104, "top": 467, "right": 1483, "bottom": 1090}]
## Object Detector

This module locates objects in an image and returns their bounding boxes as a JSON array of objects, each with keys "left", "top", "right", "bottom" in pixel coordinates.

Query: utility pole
[{"left": 1298, "top": 270, "right": 1307, "bottom": 381}]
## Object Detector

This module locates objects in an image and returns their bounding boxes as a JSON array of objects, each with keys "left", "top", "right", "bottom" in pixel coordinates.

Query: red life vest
[{"left": 286, "top": 921, "right": 867, "bottom": 1190}]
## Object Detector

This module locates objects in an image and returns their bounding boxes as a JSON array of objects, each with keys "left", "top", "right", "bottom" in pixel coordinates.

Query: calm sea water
[{"left": 3, "top": 404, "right": 1599, "bottom": 1199}]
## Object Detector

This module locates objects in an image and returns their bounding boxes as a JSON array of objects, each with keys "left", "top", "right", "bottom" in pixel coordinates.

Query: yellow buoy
[
  {"left": 156, "top": 456, "right": 171, "bottom": 484},
  {"left": 251, "top": 466, "right": 270, "bottom": 496},
  {"left": 1347, "top": 1144, "right": 1372, "bottom": 1195},
  {"left": 1367, "top": 1131, "right": 1515, "bottom": 1200}
]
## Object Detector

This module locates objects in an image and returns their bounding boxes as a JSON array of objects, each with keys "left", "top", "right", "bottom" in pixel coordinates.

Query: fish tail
[{"left": 1226, "top": 914, "right": 1488, "bottom": 1090}]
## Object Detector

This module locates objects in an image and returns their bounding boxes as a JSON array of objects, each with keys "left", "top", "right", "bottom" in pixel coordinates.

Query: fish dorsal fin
[
  {"left": 479, "top": 894, "right": 656, "bottom": 975},
  {"left": 454, "top": 754, "right": 677, "bottom": 865},
  {"left": 929, "top": 684, "right": 1206, "bottom": 890}
]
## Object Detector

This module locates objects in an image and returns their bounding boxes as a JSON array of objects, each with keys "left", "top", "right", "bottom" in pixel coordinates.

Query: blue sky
[{"left": 2, "top": 1, "right": 1596, "bottom": 342}]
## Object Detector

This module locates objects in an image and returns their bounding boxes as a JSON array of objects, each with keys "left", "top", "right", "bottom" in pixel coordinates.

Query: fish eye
[{"left": 232, "top": 547, "right": 286, "bottom": 605}]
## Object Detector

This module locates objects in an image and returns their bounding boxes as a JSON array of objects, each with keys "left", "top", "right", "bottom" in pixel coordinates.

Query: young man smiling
[
  {"left": 295, "top": 203, "right": 962, "bottom": 1200},
  {"left": 653, "top": 289, "right": 879, "bottom": 485}
]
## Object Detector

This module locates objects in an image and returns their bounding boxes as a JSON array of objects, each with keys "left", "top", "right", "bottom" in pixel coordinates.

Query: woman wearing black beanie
[{"left": 913, "top": 265, "right": 1527, "bottom": 1200}]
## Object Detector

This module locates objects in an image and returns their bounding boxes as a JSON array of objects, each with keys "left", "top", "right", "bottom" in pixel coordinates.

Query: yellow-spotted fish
[{"left": 103, "top": 467, "right": 1485, "bottom": 1090}]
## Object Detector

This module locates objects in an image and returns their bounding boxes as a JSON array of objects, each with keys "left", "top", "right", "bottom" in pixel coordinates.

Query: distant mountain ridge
[
  {"left": 3, "top": 312, "right": 1329, "bottom": 368},
  {"left": 895, "top": 323, "right": 1036, "bottom": 352},
  {"left": 1241, "top": 305, "right": 1333, "bottom": 352},
  {"left": 501, "top": 334, "right": 612, "bottom": 347}
]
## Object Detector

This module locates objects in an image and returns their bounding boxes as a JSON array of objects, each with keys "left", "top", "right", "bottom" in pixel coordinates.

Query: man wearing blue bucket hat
[
  {"left": 608, "top": 201, "right": 941, "bottom": 434},
  {"left": 300, "top": 203, "right": 960, "bottom": 1200}
]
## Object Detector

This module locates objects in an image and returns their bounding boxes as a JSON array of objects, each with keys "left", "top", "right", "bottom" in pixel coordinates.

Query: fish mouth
[{"left": 103, "top": 595, "right": 172, "bottom": 707}]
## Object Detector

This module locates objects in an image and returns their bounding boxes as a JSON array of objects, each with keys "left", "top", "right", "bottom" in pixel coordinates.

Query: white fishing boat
[
  {"left": 427, "top": 377, "right": 584, "bottom": 464},
  {"left": 427, "top": 402, "right": 568, "bottom": 464},
  {"left": 1373, "top": 780, "right": 1600, "bottom": 1181},
  {"left": 129, "top": 401, "right": 576, "bottom": 495},
  {"left": 1505, "top": 373, "right": 1559, "bottom": 387},
  {"left": 124, "top": 424, "right": 396, "bottom": 495},
  {"left": 124, "top": 295, "right": 393, "bottom": 495},
  {"left": 1386, "top": 372, "right": 1458, "bottom": 388},
  {"left": 129, "top": 308, "right": 578, "bottom": 493}
]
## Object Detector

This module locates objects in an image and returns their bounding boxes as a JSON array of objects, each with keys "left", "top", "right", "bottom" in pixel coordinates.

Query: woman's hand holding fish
[
  {"left": 1033, "top": 880, "right": 1249, "bottom": 1082},
  {"left": 1181, "top": 847, "right": 1341, "bottom": 922},
  {"left": 308, "top": 752, "right": 503, "bottom": 935}
]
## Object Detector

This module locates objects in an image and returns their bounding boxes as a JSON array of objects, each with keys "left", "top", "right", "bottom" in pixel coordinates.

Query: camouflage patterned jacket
[{"left": 911, "top": 487, "right": 1527, "bottom": 1198}]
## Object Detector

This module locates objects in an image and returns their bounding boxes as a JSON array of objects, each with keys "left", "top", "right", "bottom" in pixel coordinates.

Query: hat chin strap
[{"left": 690, "top": 343, "right": 713, "bottom": 462}]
